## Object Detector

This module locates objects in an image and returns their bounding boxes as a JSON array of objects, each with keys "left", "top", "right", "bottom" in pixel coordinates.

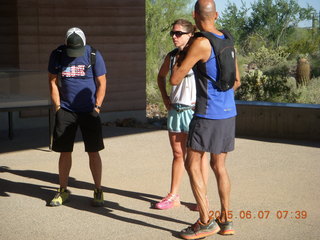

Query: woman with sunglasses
[{"left": 156, "top": 19, "right": 208, "bottom": 210}]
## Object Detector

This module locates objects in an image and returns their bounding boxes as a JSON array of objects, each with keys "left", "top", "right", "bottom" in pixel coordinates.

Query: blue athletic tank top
[{"left": 193, "top": 33, "right": 237, "bottom": 119}]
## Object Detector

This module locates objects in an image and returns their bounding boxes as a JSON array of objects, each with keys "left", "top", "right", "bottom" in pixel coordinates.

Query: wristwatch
[{"left": 94, "top": 105, "right": 101, "bottom": 110}]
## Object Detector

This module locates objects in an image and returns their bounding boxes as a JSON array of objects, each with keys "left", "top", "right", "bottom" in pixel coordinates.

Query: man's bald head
[{"left": 194, "top": 0, "right": 216, "bottom": 20}]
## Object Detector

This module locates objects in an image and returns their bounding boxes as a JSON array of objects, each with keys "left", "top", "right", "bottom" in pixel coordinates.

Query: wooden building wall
[
  {"left": 0, "top": 0, "right": 19, "bottom": 68},
  {"left": 0, "top": 0, "right": 146, "bottom": 114}
]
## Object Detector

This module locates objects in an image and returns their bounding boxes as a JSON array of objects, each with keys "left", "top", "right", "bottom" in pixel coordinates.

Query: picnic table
[{"left": 0, "top": 94, "right": 52, "bottom": 149}]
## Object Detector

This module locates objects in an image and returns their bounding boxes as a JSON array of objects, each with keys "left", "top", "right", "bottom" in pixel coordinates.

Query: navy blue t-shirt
[{"left": 48, "top": 45, "right": 107, "bottom": 112}]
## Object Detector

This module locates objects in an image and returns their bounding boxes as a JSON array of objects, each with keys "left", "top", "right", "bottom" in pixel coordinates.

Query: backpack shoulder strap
[
  {"left": 169, "top": 48, "right": 179, "bottom": 57},
  {"left": 197, "top": 31, "right": 235, "bottom": 56},
  {"left": 56, "top": 45, "right": 64, "bottom": 53},
  {"left": 54, "top": 45, "right": 65, "bottom": 71},
  {"left": 89, "top": 46, "right": 97, "bottom": 77},
  {"left": 220, "top": 29, "right": 234, "bottom": 42},
  {"left": 53, "top": 45, "right": 66, "bottom": 87},
  {"left": 169, "top": 48, "right": 179, "bottom": 70},
  {"left": 195, "top": 30, "right": 234, "bottom": 42},
  {"left": 193, "top": 32, "right": 203, "bottom": 38},
  {"left": 90, "top": 46, "right": 96, "bottom": 67}
]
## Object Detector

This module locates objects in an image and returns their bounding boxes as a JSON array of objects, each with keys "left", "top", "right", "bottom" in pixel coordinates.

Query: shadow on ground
[
  {"left": 0, "top": 126, "right": 160, "bottom": 153},
  {"left": 0, "top": 166, "right": 191, "bottom": 237}
]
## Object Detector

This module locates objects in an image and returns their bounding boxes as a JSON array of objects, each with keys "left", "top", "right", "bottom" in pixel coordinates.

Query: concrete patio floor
[{"left": 1, "top": 126, "right": 319, "bottom": 240}]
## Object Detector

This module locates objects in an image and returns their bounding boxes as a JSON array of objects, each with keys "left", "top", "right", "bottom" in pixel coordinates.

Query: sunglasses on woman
[{"left": 170, "top": 31, "right": 189, "bottom": 37}]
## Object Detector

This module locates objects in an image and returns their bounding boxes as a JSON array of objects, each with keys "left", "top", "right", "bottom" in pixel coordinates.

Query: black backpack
[{"left": 195, "top": 30, "right": 236, "bottom": 91}]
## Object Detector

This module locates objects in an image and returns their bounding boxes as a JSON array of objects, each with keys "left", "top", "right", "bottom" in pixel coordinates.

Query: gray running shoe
[
  {"left": 180, "top": 211, "right": 220, "bottom": 239},
  {"left": 216, "top": 218, "right": 235, "bottom": 235}
]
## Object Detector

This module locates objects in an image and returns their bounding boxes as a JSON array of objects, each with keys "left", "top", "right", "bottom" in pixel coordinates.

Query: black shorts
[
  {"left": 52, "top": 108, "right": 104, "bottom": 152},
  {"left": 187, "top": 116, "right": 235, "bottom": 154}
]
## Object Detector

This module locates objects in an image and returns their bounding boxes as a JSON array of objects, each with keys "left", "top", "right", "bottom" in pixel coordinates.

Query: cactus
[{"left": 296, "top": 57, "right": 310, "bottom": 87}]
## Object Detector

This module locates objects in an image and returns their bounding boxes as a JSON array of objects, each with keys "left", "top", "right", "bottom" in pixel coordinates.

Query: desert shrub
[
  {"left": 310, "top": 53, "right": 320, "bottom": 78},
  {"left": 236, "top": 64, "right": 299, "bottom": 102},
  {"left": 248, "top": 46, "right": 290, "bottom": 70},
  {"left": 294, "top": 77, "right": 320, "bottom": 104},
  {"left": 236, "top": 70, "right": 268, "bottom": 101}
]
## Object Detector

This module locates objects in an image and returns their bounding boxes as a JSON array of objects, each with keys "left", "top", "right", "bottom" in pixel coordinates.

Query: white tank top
[{"left": 169, "top": 53, "right": 196, "bottom": 106}]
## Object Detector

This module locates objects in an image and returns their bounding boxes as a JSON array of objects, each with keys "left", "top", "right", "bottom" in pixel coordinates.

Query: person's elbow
[
  {"left": 170, "top": 66, "right": 187, "bottom": 85},
  {"left": 235, "top": 79, "right": 241, "bottom": 88},
  {"left": 233, "top": 78, "right": 241, "bottom": 91},
  {"left": 169, "top": 75, "right": 180, "bottom": 86},
  {"left": 170, "top": 79, "right": 179, "bottom": 86}
]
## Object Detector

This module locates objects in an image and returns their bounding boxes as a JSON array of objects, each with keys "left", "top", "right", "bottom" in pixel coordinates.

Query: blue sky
[{"left": 214, "top": 0, "right": 320, "bottom": 27}]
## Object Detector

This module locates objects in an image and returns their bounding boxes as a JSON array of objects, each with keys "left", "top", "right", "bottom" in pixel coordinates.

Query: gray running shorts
[{"left": 187, "top": 116, "right": 235, "bottom": 154}]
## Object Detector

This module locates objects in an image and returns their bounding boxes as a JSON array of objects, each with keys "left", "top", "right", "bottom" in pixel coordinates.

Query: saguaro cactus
[{"left": 296, "top": 57, "right": 310, "bottom": 87}]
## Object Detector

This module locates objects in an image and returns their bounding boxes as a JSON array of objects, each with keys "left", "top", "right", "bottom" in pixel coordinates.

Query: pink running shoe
[{"left": 155, "top": 193, "right": 180, "bottom": 210}]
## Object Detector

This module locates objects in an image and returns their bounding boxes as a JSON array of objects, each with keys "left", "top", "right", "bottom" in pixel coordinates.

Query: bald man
[{"left": 170, "top": 0, "right": 240, "bottom": 239}]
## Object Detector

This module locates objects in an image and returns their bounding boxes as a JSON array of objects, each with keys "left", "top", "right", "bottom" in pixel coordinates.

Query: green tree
[
  {"left": 218, "top": 0, "right": 319, "bottom": 104},
  {"left": 286, "top": 27, "right": 320, "bottom": 59},
  {"left": 218, "top": 0, "right": 315, "bottom": 49},
  {"left": 216, "top": 0, "right": 249, "bottom": 47},
  {"left": 248, "top": 0, "right": 314, "bottom": 47}
]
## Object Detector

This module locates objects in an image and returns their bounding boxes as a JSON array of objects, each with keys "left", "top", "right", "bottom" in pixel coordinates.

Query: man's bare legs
[
  {"left": 185, "top": 150, "right": 230, "bottom": 224},
  {"left": 59, "top": 152, "right": 72, "bottom": 188},
  {"left": 169, "top": 132, "right": 208, "bottom": 195},
  {"left": 58, "top": 151, "right": 102, "bottom": 189},
  {"left": 50, "top": 152, "right": 72, "bottom": 206},
  {"left": 201, "top": 152, "right": 209, "bottom": 191},
  {"left": 88, "top": 152, "right": 102, "bottom": 189},
  {"left": 210, "top": 152, "right": 230, "bottom": 223},
  {"left": 185, "top": 148, "right": 210, "bottom": 223}
]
